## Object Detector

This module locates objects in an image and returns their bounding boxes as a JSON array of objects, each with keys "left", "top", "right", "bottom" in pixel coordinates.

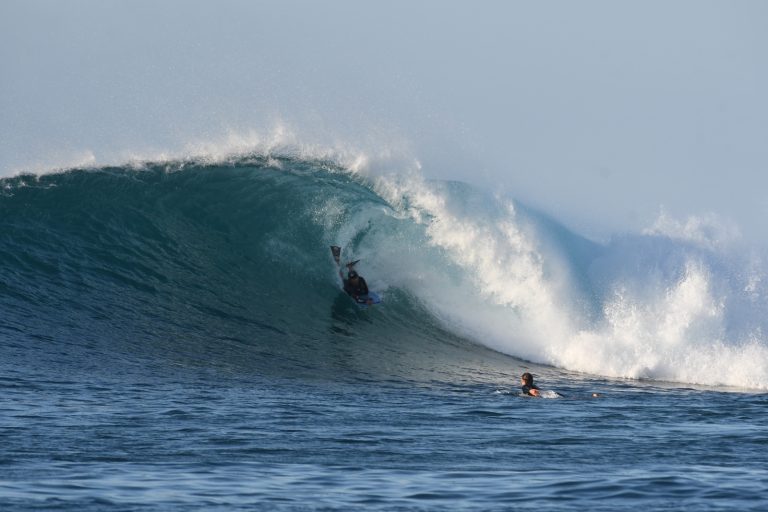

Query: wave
[{"left": 1, "top": 154, "right": 766, "bottom": 389}]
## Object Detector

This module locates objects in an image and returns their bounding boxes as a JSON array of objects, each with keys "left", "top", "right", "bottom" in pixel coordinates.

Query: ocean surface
[{"left": 2, "top": 156, "right": 767, "bottom": 511}]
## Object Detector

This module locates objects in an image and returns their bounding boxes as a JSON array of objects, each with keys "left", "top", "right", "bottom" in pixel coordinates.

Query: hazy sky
[{"left": 2, "top": 0, "right": 767, "bottom": 240}]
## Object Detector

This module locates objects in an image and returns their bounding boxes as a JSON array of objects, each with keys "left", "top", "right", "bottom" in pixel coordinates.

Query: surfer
[
  {"left": 520, "top": 372, "right": 600, "bottom": 398},
  {"left": 331, "top": 246, "right": 374, "bottom": 305},
  {"left": 521, "top": 372, "right": 541, "bottom": 397},
  {"left": 342, "top": 267, "right": 373, "bottom": 305}
]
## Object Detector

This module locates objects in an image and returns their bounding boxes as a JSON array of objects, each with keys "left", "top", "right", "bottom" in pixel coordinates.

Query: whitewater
[{"left": 2, "top": 149, "right": 768, "bottom": 511}]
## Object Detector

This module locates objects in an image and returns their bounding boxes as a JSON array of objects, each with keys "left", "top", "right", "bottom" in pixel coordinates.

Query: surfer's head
[
  {"left": 348, "top": 270, "right": 358, "bottom": 280},
  {"left": 521, "top": 372, "right": 534, "bottom": 386}
]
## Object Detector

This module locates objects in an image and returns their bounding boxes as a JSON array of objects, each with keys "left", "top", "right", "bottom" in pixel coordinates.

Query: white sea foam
[
  {"left": 366, "top": 172, "right": 768, "bottom": 390},
  {"left": 642, "top": 208, "right": 741, "bottom": 251}
]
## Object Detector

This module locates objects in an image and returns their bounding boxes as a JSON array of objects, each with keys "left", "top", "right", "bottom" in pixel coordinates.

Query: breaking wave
[{"left": 1, "top": 153, "right": 766, "bottom": 389}]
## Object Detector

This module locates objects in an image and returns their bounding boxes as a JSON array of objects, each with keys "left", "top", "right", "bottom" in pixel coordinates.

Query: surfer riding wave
[{"left": 331, "top": 246, "right": 377, "bottom": 306}]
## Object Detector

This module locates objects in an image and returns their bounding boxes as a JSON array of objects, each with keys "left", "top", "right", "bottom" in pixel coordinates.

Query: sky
[{"left": 2, "top": 0, "right": 767, "bottom": 240}]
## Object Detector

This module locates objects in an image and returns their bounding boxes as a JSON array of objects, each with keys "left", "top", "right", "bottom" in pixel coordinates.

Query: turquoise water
[{"left": 2, "top": 158, "right": 767, "bottom": 510}]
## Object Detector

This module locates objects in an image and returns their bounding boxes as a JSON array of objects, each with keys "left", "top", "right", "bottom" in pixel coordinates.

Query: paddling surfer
[
  {"left": 520, "top": 372, "right": 600, "bottom": 398},
  {"left": 521, "top": 372, "right": 541, "bottom": 397}
]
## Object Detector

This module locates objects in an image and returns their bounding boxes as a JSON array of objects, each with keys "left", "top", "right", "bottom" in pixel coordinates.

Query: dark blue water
[
  {"left": 2, "top": 158, "right": 767, "bottom": 510},
  {"left": 3, "top": 369, "right": 767, "bottom": 511}
]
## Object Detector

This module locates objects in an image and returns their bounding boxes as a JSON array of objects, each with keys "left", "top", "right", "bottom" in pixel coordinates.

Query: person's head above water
[
  {"left": 521, "top": 372, "right": 534, "bottom": 386},
  {"left": 348, "top": 270, "right": 358, "bottom": 280},
  {"left": 520, "top": 372, "right": 540, "bottom": 397}
]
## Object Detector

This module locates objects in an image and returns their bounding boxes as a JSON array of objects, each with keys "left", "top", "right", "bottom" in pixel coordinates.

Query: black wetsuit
[
  {"left": 521, "top": 384, "right": 540, "bottom": 396},
  {"left": 344, "top": 277, "right": 369, "bottom": 301}
]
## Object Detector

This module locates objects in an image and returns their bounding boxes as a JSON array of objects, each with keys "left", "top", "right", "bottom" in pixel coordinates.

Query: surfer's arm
[{"left": 522, "top": 385, "right": 541, "bottom": 397}]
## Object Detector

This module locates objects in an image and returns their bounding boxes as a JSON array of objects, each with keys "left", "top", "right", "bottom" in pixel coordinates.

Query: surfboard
[{"left": 354, "top": 292, "right": 381, "bottom": 307}]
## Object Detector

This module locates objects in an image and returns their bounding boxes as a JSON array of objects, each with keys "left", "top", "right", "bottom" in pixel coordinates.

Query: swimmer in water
[
  {"left": 521, "top": 372, "right": 540, "bottom": 397},
  {"left": 520, "top": 372, "right": 601, "bottom": 398}
]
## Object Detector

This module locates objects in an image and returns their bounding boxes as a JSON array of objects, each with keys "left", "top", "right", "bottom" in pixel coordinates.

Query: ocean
[{"left": 1, "top": 155, "right": 767, "bottom": 511}]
